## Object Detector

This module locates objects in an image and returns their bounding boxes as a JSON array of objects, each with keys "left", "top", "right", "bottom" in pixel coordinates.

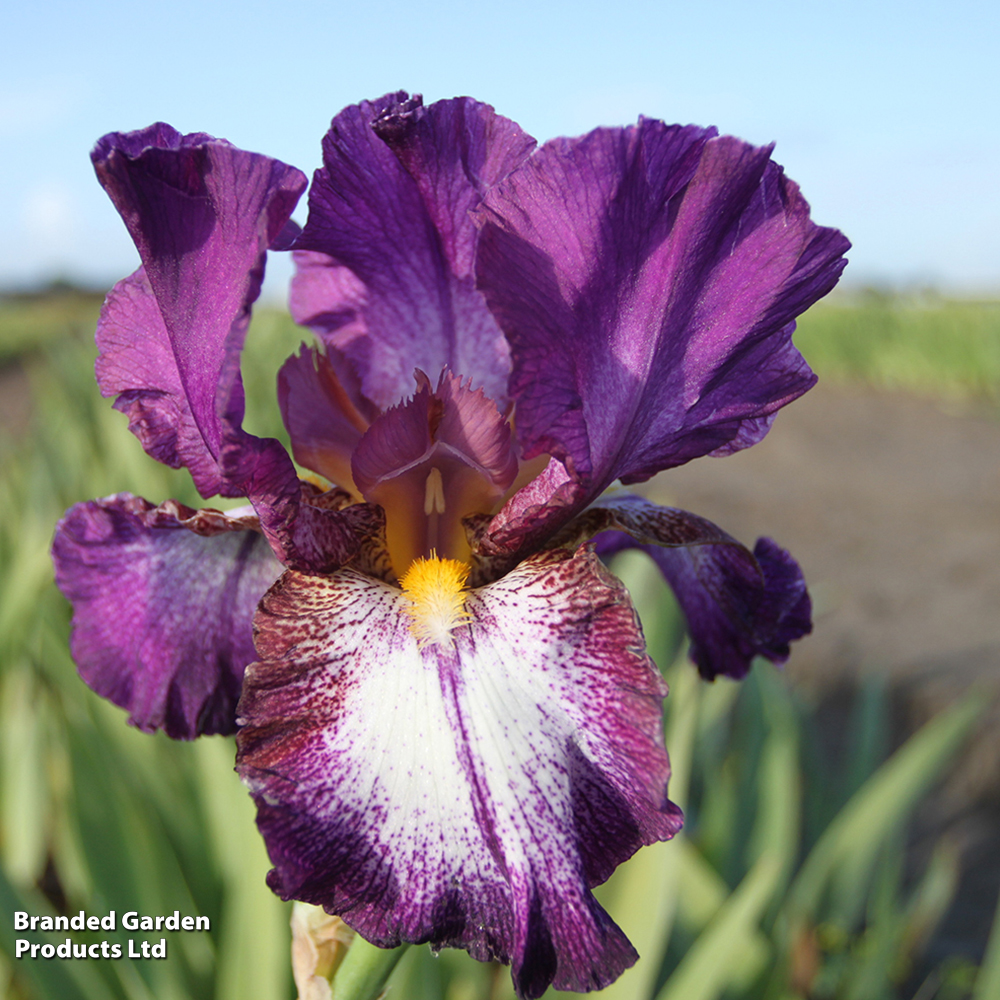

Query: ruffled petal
[
  {"left": 352, "top": 370, "right": 519, "bottom": 569},
  {"left": 51, "top": 494, "right": 283, "bottom": 738},
  {"left": 91, "top": 124, "right": 320, "bottom": 563},
  {"left": 95, "top": 267, "right": 224, "bottom": 495},
  {"left": 237, "top": 548, "right": 680, "bottom": 998},
  {"left": 472, "top": 457, "right": 587, "bottom": 579},
  {"left": 373, "top": 96, "right": 537, "bottom": 280},
  {"left": 292, "top": 94, "right": 535, "bottom": 410},
  {"left": 587, "top": 496, "right": 812, "bottom": 680},
  {"left": 476, "top": 120, "right": 850, "bottom": 526},
  {"left": 93, "top": 122, "right": 305, "bottom": 475},
  {"left": 277, "top": 343, "right": 373, "bottom": 494}
]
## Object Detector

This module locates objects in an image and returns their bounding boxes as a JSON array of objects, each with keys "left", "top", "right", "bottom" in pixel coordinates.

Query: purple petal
[
  {"left": 351, "top": 370, "right": 518, "bottom": 570},
  {"left": 649, "top": 537, "right": 811, "bottom": 680},
  {"left": 292, "top": 94, "right": 535, "bottom": 410},
  {"left": 95, "top": 268, "right": 224, "bottom": 496},
  {"left": 260, "top": 481, "right": 388, "bottom": 577},
  {"left": 92, "top": 124, "right": 318, "bottom": 561},
  {"left": 277, "top": 343, "right": 373, "bottom": 494},
  {"left": 476, "top": 120, "right": 850, "bottom": 520},
  {"left": 589, "top": 496, "right": 812, "bottom": 680},
  {"left": 474, "top": 457, "right": 587, "bottom": 577},
  {"left": 93, "top": 123, "right": 305, "bottom": 469},
  {"left": 52, "top": 494, "right": 282, "bottom": 738},
  {"left": 373, "top": 95, "right": 537, "bottom": 279},
  {"left": 237, "top": 548, "right": 681, "bottom": 998}
]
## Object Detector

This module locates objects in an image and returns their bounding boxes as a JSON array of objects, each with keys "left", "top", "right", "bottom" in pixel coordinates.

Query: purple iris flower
[{"left": 52, "top": 92, "right": 848, "bottom": 998}]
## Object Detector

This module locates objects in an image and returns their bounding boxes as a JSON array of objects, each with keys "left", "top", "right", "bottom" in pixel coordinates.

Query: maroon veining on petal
[
  {"left": 52, "top": 494, "right": 282, "bottom": 738},
  {"left": 292, "top": 93, "right": 535, "bottom": 411},
  {"left": 472, "top": 457, "right": 586, "bottom": 575},
  {"left": 237, "top": 547, "right": 680, "bottom": 998},
  {"left": 475, "top": 119, "right": 850, "bottom": 551}
]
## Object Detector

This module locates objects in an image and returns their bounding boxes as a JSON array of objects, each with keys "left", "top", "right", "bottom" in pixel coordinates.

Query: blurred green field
[
  {"left": 793, "top": 292, "right": 1000, "bottom": 405},
  {"left": 0, "top": 290, "right": 998, "bottom": 1000}
]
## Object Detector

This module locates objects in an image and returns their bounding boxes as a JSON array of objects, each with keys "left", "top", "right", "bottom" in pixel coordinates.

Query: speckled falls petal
[
  {"left": 292, "top": 94, "right": 535, "bottom": 410},
  {"left": 476, "top": 120, "right": 850, "bottom": 511},
  {"left": 91, "top": 123, "right": 307, "bottom": 513},
  {"left": 237, "top": 548, "right": 681, "bottom": 998},
  {"left": 587, "top": 496, "right": 812, "bottom": 680},
  {"left": 52, "top": 494, "right": 283, "bottom": 738}
]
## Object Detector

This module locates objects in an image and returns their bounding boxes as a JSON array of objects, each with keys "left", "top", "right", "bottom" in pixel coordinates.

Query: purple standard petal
[
  {"left": 588, "top": 496, "right": 812, "bottom": 680},
  {"left": 92, "top": 124, "right": 322, "bottom": 562},
  {"left": 237, "top": 548, "right": 681, "bottom": 998},
  {"left": 476, "top": 120, "right": 850, "bottom": 545},
  {"left": 292, "top": 94, "right": 535, "bottom": 409},
  {"left": 52, "top": 494, "right": 283, "bottom": 738},
  {"left": 95, "top": 268, "right": 224, "bottom": 494}
]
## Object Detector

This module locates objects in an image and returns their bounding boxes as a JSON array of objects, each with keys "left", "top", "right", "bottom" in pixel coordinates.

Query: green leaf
[
  {"left": 654, "top": 851, "right": 783, "bottom": 1000},
  {"left": 780, "top": 691, "right": 984, "bottom": 935},
  {"left": 0, "top": 867, "right": 118, "bottom": 1000},
  {"left": 331, "top": 937, "right": 407, "bottom": 1000},
  {"left": 193, "top": 738, "right": 291, "bottom": 1000},
  {"left": 973, "top": 877, "right": 1000, "bottom": 1000}
]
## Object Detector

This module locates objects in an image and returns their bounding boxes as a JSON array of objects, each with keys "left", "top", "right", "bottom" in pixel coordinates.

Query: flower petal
[
  {"left": 92, "top": 124, "right": 322, "bottom": 563},
  {"left": 277, "top": 343, "right": 374, "bottom": 494},
  {"left": 95, "top": 267, "right": 225, "bottom": 496},
  {"left": 52, "top": 494, "right": 283, "bottom": 738},
  {"left": 587, "top": 496, "right": 812, "bottom": 679},
  {"left": 373, "top": 95, "right": 537, "bottom": 280},
  {"left": 472, "top": 457, "right": 587, "bottom": 578},
  {"left": 292, "top": 94, "right": 535, "bottom": 410},
  {"left": 476, "top": 120, "right": 850, "bottom": 525},
  {"left": 352, "top": 370, "right": 519, "bottom": 569},
  {"left": 237, "top": 548, "right": 680, "bottom": 998},
  {"left": 93, "top": 122, "right": 305, "bottom": 473}
]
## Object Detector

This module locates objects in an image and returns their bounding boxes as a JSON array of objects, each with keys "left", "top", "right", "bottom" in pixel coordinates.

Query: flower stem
[{"left": 331, "top": 937, "right": 408, "bottom": 1000}]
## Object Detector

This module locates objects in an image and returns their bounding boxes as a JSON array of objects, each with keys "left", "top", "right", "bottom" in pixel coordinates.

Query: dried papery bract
[{"left": 291, "top": 902, "right": 355, "bottom": 1000}]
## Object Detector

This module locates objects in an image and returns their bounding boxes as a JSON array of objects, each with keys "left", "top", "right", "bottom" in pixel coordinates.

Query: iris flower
[{"left": 52, "top": 92, "right": 848, "bottom": 998}]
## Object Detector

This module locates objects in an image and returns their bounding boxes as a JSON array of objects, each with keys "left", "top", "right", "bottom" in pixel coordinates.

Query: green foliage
[
  {"left": 0, "top": 305, "right": 301, "bottom": 1000},
  {"left": 0, "top": 293, "right": 103, "bottom": 364},
  {"left": 794, "top": 292, "right": 1000, "bottom": 403},
  {"left": 0, "top": 292, "right": 996, "bottom": 999}
]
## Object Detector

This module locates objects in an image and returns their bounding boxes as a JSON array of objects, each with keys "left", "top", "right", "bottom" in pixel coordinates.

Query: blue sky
[{"left": 2, "top": 0, "right": 997, "bottom": 295}]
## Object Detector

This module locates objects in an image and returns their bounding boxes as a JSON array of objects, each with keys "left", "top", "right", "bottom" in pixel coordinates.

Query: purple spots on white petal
[{"left": 237, "top": 549, "right": 680, "bottom": 998}]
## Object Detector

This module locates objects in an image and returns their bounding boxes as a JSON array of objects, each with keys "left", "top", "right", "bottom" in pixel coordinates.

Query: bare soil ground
[{"left": 644, "top": 381, "right": 1000, "bottom": 691}]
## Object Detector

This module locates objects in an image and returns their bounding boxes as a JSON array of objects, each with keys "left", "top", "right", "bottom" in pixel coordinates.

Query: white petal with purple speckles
[{"left": 237, "top": 548, "right": 681, "bottom": 999}]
